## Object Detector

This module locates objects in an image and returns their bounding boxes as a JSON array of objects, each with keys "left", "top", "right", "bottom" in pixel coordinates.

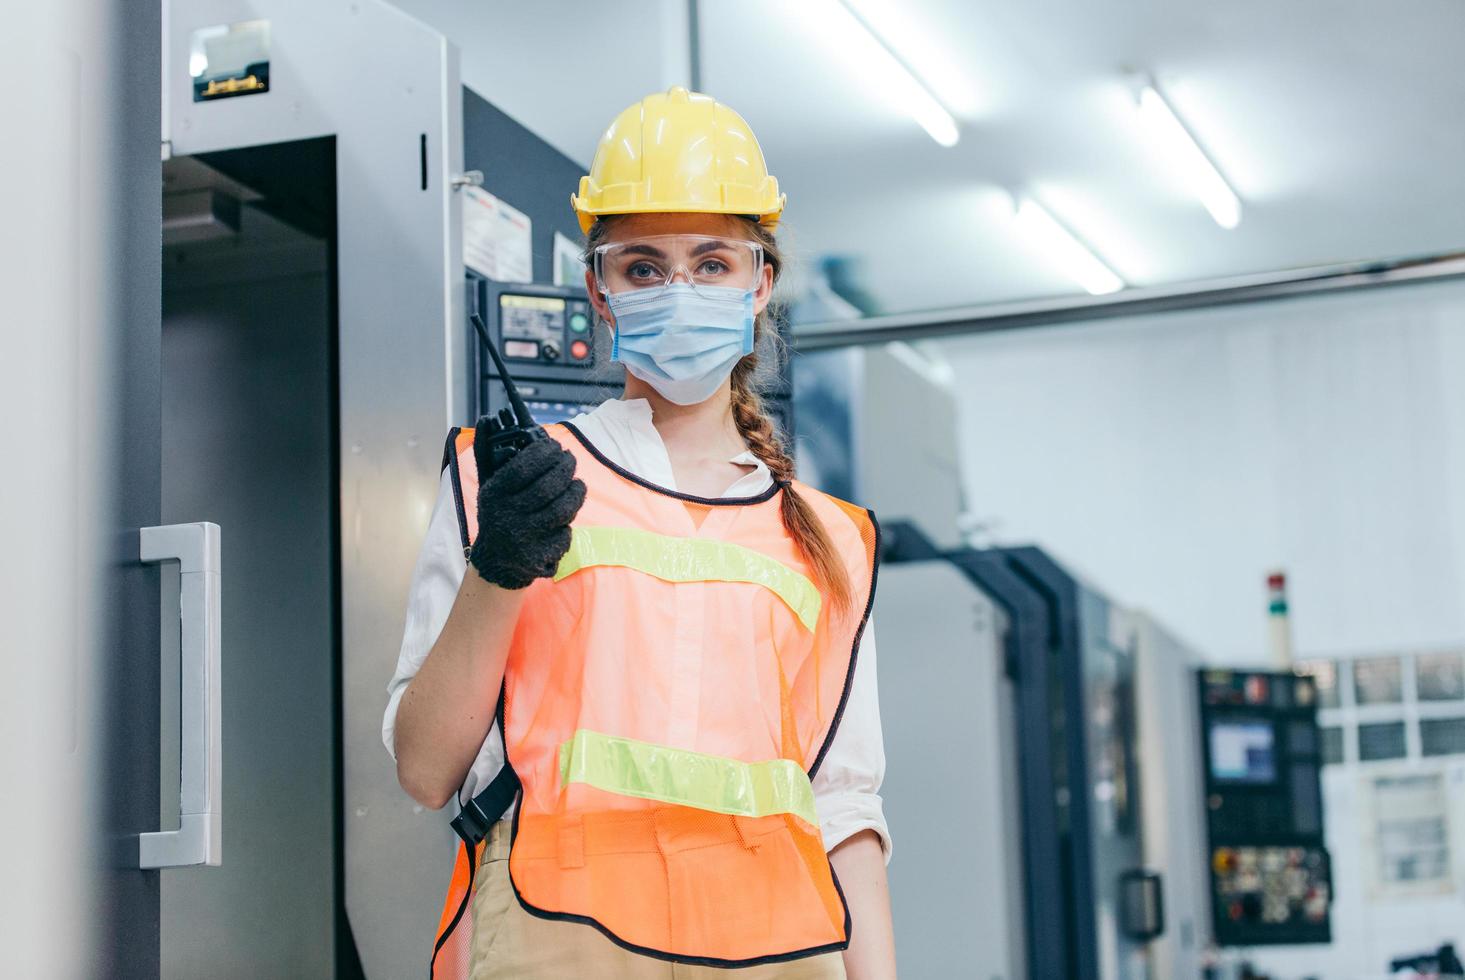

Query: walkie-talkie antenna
[{"left": 470, "top": 299, "right": 535, "bottom": 429}]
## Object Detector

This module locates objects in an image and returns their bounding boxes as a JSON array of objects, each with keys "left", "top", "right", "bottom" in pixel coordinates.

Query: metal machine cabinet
[
  {"left": 875, "top": 544, "right": 1027, "bottom": 980},
  {"left": 1126, "top": 611, "right": 1214, "bottom": 979},
  {"left": 164, "top": 3, "right": 463, "bottom": 976}
]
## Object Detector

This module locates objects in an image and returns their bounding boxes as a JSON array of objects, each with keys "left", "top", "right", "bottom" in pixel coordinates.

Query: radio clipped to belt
[{"left": 448, "top": 704, "right": 520, "bottom": 849}]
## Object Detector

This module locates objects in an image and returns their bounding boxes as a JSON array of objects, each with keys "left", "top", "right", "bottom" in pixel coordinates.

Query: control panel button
[
  {"left": 570, "top": 339, "right": 589, "bottom": 360},
  {"left": 542, "top": 342, "right": 561, "bottom": 361},
  {"left": 569, "top": 312, "right": 589, "bottom": 334}
]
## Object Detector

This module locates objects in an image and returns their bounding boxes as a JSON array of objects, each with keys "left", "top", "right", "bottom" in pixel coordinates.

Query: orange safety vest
[{"left": 429, "top": 422, "right": 879, "bottom": 977}]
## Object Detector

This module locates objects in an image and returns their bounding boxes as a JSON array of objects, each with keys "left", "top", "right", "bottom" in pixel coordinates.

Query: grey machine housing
[{"left": 875, "top": 520, "right": 1212, "bottom": 980}]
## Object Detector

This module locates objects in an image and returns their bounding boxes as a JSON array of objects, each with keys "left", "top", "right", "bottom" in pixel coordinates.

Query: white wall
[{"left": 942, "top": 277, "right": 1465, "bottom": 663}]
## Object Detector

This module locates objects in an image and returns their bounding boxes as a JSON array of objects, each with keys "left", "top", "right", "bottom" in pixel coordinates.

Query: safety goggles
[{"left": 591, "top": 234, "right": 764, "bottom": 299}]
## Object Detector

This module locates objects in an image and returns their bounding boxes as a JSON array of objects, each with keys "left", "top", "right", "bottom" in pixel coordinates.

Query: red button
[{"left": 570, "top": 339, "right": 589, "bottom": 360}]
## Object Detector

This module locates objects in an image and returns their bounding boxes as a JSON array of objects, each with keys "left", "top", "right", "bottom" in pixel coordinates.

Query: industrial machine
[
  {"left": 1198, "top": 669, "right": 1332, "bottom": 947},
  {"left": 952, "top": 543, "right": 1154, "bottom": 980},
  {"left": 160, "top": 3, "right": 474, "bottom": 974},
  {"left": 876, "top": 522, "right": 1215, "bottom": 979}
]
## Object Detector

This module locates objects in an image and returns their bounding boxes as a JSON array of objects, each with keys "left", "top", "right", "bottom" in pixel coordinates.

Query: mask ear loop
[
  {"left": 608, "top": 296, "right": 620, "bottom": 360},
  {"left": 741, "top": 290, "right": 755, "bottom": 354}
]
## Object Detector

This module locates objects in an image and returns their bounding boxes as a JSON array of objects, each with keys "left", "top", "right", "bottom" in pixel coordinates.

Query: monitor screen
[
  {"left": 500, "top": 294, "right": 567, "bottom": 361},
  {"left": 1210, "top": 720, "right": 1277, "bottom": 783}
]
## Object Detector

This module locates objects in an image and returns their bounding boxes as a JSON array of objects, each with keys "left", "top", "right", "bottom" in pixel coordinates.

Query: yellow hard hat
[{"left": 571, "top": 86, "right": 786, "bottom": 234}]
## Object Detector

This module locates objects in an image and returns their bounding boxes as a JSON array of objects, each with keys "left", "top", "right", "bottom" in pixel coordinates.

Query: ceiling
[{"left": 391, "top": 0, "right": 1465, "bottom": 322}]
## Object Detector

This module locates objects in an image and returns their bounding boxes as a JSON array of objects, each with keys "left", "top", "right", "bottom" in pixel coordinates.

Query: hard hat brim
[{"left": 571, "top": 196, "right": 786, "bottom": 236}]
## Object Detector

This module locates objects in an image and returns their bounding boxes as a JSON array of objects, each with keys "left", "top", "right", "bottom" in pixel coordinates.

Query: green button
[{"left": 569, "top": 312, "right": 589, "bottom": 333}]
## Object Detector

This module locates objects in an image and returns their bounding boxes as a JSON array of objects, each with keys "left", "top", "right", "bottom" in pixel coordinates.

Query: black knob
[
  {"left": 542, "top": 342, "right": 560, "bottom": 361},
  {"left": 498, "top": 407, "right": 515, "bottom": 429}
]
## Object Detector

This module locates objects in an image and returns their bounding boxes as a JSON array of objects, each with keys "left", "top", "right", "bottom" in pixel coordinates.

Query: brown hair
[{"left": 584, "top": 216, "right": 852, "bottom": 613}]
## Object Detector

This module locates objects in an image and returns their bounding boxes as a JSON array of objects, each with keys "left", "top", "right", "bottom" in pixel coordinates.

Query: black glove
[{"left": 468, "top": 431, "right": 587, "bottom": 589}]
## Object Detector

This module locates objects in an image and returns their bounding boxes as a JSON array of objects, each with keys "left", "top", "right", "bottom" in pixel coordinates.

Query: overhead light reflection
[
  {"left": 788, "top": 0, "right": 961, "bottom": 147},
  {"left": 1135, "top": 82, "right": 1242, "bottom": 229},
  {"left": 1013, "top": 198, "right": 1125, "bottom": 296}
]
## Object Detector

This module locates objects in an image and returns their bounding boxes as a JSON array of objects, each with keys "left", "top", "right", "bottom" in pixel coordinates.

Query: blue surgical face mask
[{"left": 607, "top": 283, "right": 755, "bottom": 406}]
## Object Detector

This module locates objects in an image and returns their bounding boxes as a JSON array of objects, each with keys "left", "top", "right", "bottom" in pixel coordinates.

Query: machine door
[
  {"left": 8, "top": 2, "right": 217, "bottom": 974},
  {"left": 101, "top": 58, "right": 170, "bottom": 980},
  {"left": 163, "top": 7, "right": 467, "bottom": 974},
  {"left": 1074, "top": 584, "right": 1147, "bottom": 980},
  {"left": 875, "top": 559, "right": 1027, "bottom": 980},
  {"left": 1003, "top": 547, "right": 1148, "bottom": 980}
]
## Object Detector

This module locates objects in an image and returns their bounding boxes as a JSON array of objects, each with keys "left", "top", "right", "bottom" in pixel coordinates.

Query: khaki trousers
[{"left": 469, "top": 821, "right": 848, "bottom": 979}]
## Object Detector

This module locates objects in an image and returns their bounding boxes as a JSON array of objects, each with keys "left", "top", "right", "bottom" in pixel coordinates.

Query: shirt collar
[{"left": 592, "top": 397, "right": 771, "bottom": 479}]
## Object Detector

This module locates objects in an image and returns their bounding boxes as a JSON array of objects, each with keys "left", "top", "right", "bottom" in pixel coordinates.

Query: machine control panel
[
  {"left": 469, "top": 277, "right": 617, "bottom": 425},
  {"left": 1209, "top": 843, "right": 1330, "bottom": 944},
  {"left": 1197, "top": 669, "right": 1331, "bottom": 945},
  {"left": 498, "top": 292, "right": 594, "bottom": 367}
]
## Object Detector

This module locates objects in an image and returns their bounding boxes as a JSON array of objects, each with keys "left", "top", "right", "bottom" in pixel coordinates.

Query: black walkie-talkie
[{"left": 469, "top": 291, "right": 547, "bottom": 479}]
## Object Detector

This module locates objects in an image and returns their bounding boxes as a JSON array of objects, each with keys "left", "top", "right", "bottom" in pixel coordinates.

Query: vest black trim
[
  {"left": 809, "top": 506, "right": 881, "bottom": 781},
  {"left": 560, "top": 420, "right": 782, "bottom": 507}
]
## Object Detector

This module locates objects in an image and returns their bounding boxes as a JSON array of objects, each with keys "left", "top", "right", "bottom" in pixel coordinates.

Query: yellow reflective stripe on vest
[
  {"left": 558, "top": 729, "right": 820, "bottom": 829},
  {"left": 554, "top": 525, "right": 821, "bottom": 631}
]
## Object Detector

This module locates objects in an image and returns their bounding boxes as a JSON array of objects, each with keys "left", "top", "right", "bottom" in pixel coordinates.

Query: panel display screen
[
  {"left": 500, "top": 294, "right": 566, "bottom": 360},
  {"left": 1210, "top": 720, "right": 1276, "bottom": 783}
]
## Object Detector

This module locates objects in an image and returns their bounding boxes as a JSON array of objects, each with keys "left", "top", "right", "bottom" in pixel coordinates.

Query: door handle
[{"left": 140, "top": 522, "right": 222, "bottom": 869}]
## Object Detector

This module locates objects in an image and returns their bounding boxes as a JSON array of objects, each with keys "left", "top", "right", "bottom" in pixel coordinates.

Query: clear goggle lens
[{"left": 593, "top": 235, "right": 763, "bottom": 298}]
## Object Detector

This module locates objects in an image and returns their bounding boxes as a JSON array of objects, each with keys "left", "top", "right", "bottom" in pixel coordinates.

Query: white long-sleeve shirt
[{"left": 382, "top": 397, "right": 890, "bottom": 860}]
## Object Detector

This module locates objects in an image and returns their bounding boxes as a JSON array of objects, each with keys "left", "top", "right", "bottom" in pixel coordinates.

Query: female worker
[{"left": 385, "top": 87, "right": 895, "bottom": 979}]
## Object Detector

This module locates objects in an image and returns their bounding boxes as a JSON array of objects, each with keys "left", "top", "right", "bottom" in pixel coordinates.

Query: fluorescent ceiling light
[
  {"left": 1013, "top": 198, "right": 1124, "bottom": 295},
  {"left": 795, "top": 0, "right": 960, "bottom": 147},
  {"left": 1136, "top": 83, "right": 1241, "bottom": 229}
]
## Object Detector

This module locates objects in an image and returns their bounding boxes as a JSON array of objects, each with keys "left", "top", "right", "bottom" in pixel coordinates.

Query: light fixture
[
  {"left": 1135, "top": 81, "right": 1241, "bottom": 229},
  {"left": 794, "top": 0, "right": 960, "bottom": 147},
  {"left": 1012, "top": 198, "right": 1124, "bottom": 295}
]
